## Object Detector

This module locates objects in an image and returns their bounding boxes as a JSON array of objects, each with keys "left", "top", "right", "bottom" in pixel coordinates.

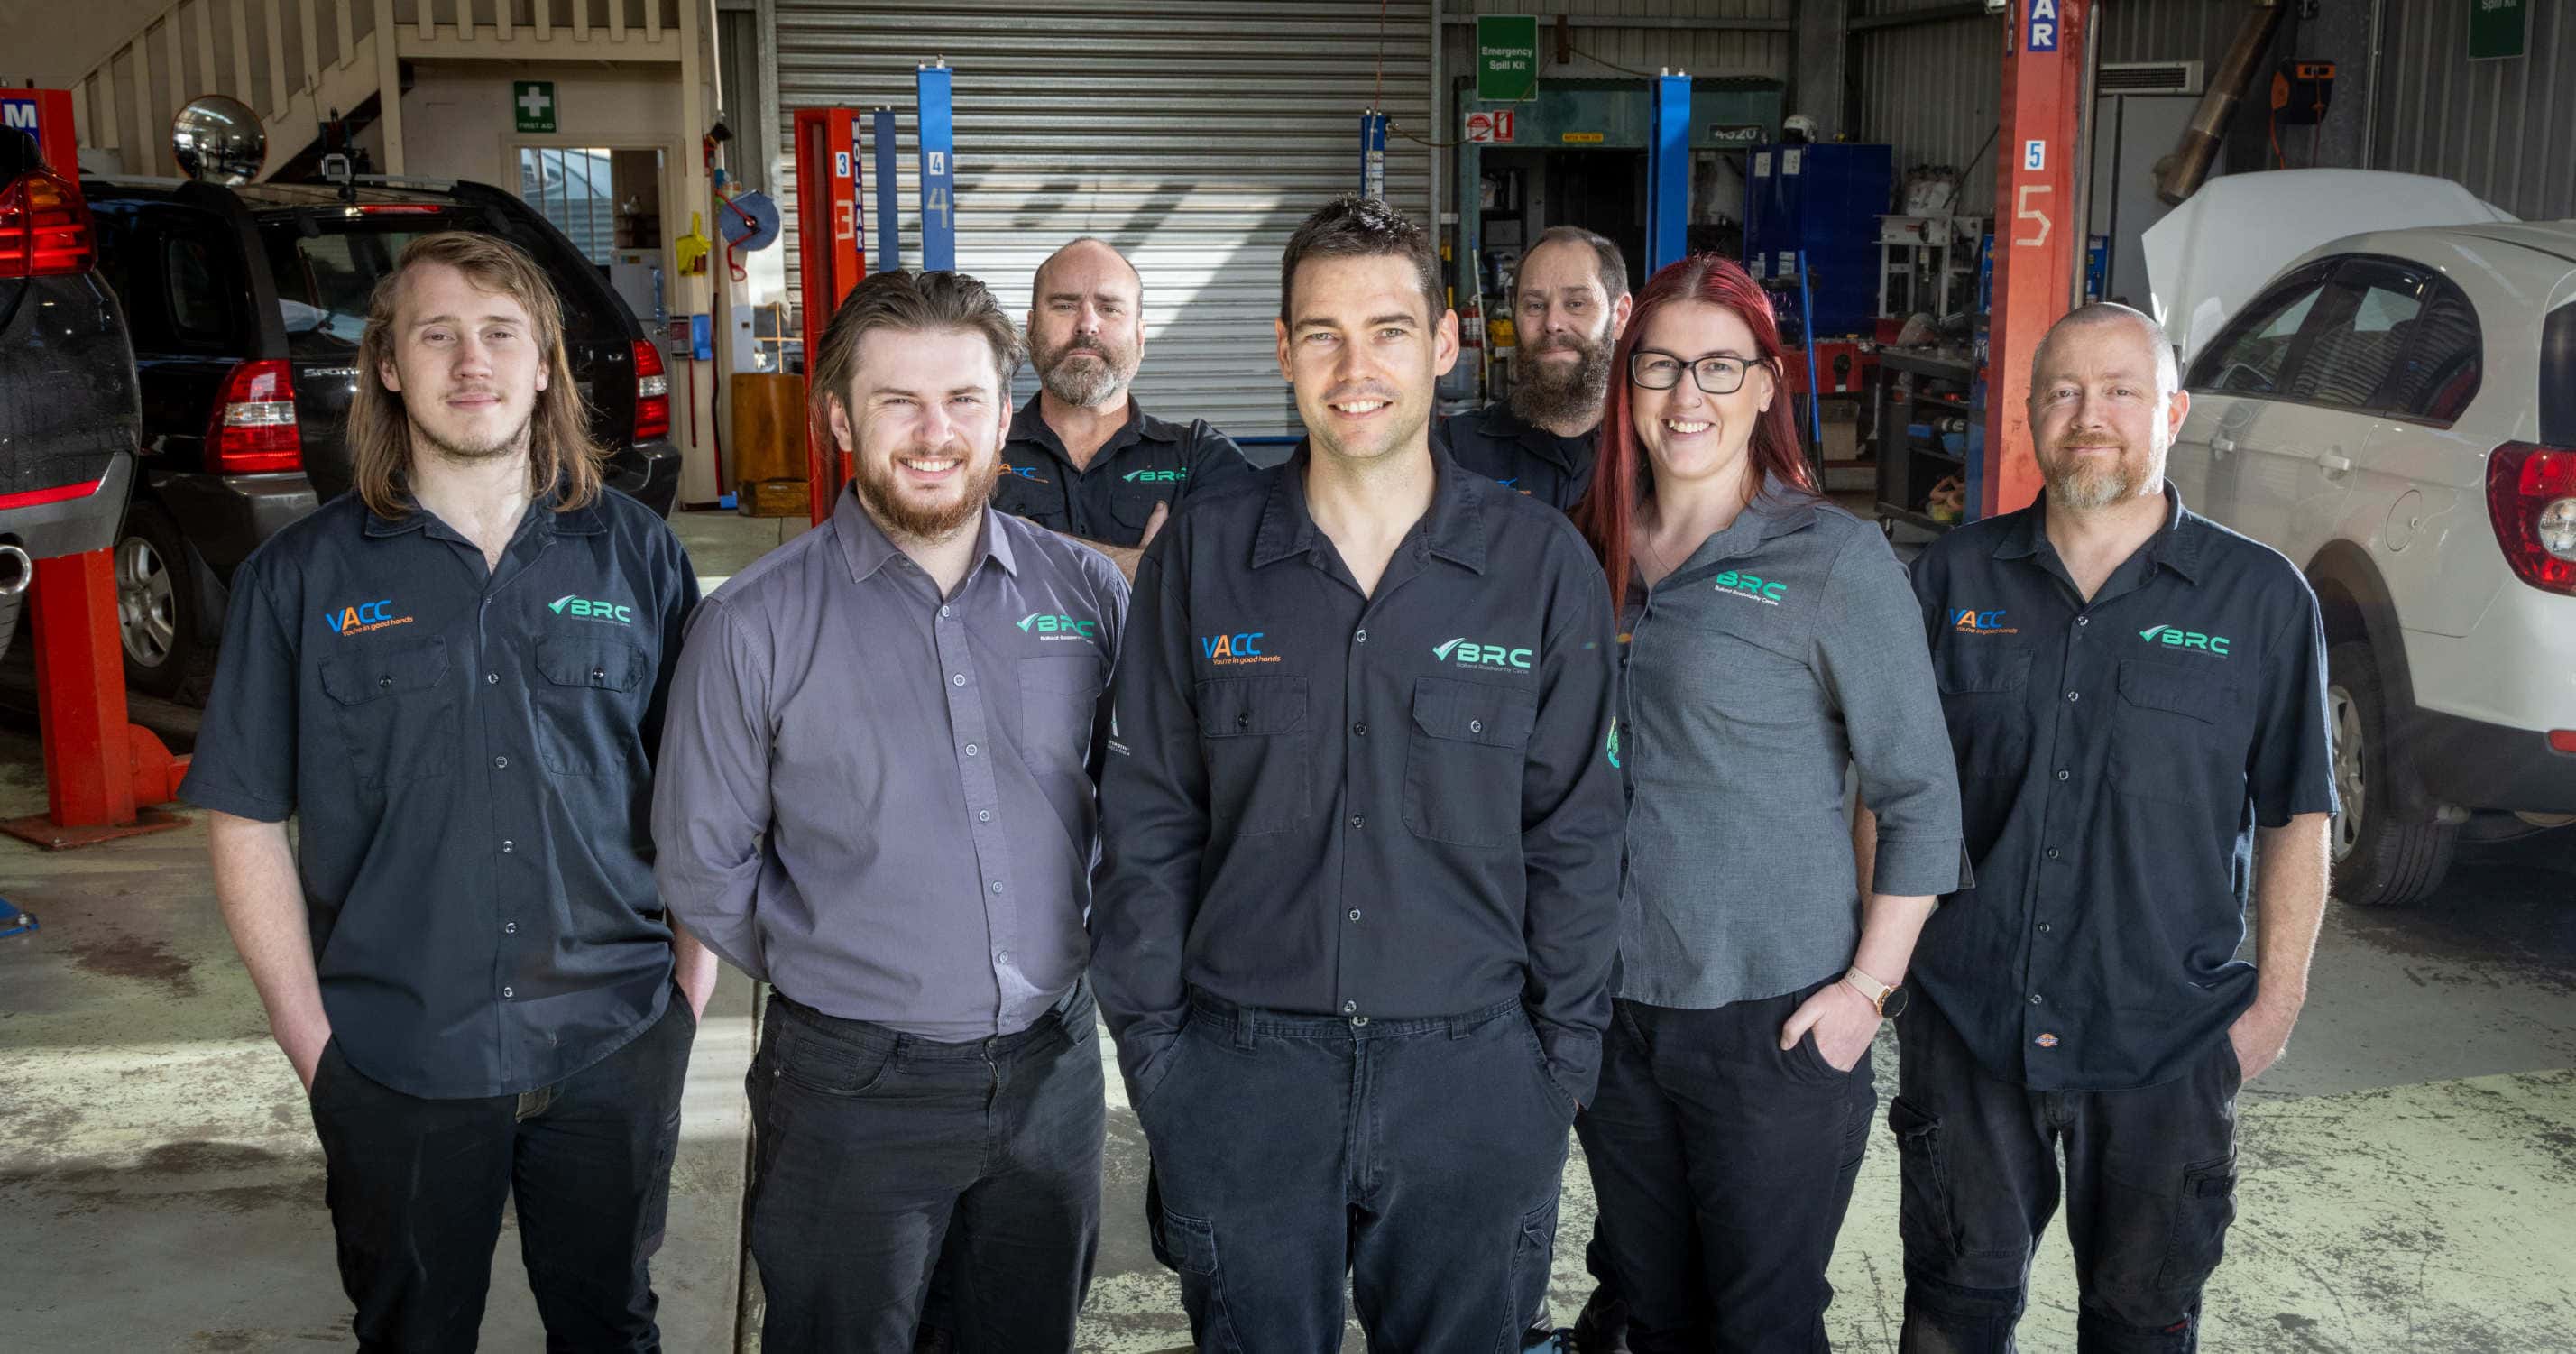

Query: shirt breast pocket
[
  {"left": 1196, "top": 675, "right": 1311, "bottom": 837},
  {"left": 1935, "top": 646, "right": 2032, "bottom": 779},
  {"left": 1109, "top": 480, "right": 1171, "bottom": 534},
  {"left": 1019, "top": 654, "right": 1104, "bottom": 773},
  {"left": 1403, "top": 676, "right": 1538, "bottom": 849},
  {"left": 2110, "top": 660, "right": 2245, "bottom": 808},
  {"left": 532, "top": 636, "right": 650, "bottom": 778},
  {"left": 318, "top": 638, "right": 456, "bottom": 788},
  {"left": 992, "top": 468, "right": 1058, "bottom": 522}
]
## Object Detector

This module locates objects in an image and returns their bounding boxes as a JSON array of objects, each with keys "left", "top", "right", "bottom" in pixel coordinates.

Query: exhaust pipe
[
  {"left": 2156, "top": 0, "right": 2288, "bottom": 206},
  {"left": 0, "top": 543, "right": 31, "bottom": 599}
]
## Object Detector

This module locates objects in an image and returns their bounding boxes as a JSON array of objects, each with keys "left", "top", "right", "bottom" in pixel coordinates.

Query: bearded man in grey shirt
[{"left": 652, "top": 270, "right": 1127, "bottom": 1353}]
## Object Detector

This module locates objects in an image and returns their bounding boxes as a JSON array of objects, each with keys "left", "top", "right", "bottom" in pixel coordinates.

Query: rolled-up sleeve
[
  {"left": 1819, "top": 532, "right": 1970, "bottom": 897},
  {"left": 650, "top": 596, "right": 776, "bottom": 981},
  {"left": 1090, "top": 539, "right": 1210, "bottom": 1103},
  {"left": 1517, "top": 542, "right": 1624, "bottom": 1105}
]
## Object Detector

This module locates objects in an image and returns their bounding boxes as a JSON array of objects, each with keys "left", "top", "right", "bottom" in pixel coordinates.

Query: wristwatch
[{"left": 1844, "top": 965, "right": 1909, "bottom": 1018}]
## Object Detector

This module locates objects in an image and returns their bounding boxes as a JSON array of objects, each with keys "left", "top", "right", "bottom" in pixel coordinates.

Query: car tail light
[
  {"left": 2487, "top": 442, "right": 2576, "bottom": 596},
  {"left": 2550, "top": 731, "right": 2576, "bottom": 755},
  {"left": 355, "top": 204, "right": 446, "bottom": 215},
  {"left": 206, "top": 359, "right": 303, "bottom": 474},
  {"left": 631, "top": 339, "right": 671, "bottom": 441},
  {"left": 0, "top": 168, "right": 95, "bottom": 278}
]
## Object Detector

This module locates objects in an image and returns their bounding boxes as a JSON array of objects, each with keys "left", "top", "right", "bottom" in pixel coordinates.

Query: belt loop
[
  {"left": 1231, "top": 1011, "right": 1256, "bottom": 1051},
  {"left": 1449, "top": 1014, "right": 1472, "bottom": 1041}
]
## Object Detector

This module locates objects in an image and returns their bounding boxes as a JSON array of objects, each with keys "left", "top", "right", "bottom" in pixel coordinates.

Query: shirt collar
[
  {"left": 1007, "top": 391, "right": 1150, "bottom": 468},
  {"left": 362, "top": 484, "right": 604, "bottom": 540},
  {"left": 1249, "top": 438, "right": 1493, "bottom": 575},
  {"left": 831, "top": 484, "right": 1018, "bottom": 584},
  {"left": 1994, "top": 481, "right": 2203, "bottom": 584}
]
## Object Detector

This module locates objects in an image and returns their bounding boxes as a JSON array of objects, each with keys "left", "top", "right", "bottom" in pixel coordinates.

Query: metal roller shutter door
[{"left": 773, "top": 0, "right": 1436, "bottom": 441}]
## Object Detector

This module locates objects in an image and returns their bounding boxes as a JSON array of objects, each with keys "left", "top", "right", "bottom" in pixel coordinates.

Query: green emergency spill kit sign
[
  {"left": 2469, "top": 0, "right": 2529, "bottom": 60},
  {"left": 513, "top": 80, "right": 557, "bottom": 134},
  {"left": 1477, "top": 15, "right": 1540, "bottom": 103}
]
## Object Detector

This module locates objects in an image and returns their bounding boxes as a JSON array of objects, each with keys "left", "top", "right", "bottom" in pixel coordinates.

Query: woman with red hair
[{"left": 1566, "top": 255, "right": 1965, "bottom": 1352}]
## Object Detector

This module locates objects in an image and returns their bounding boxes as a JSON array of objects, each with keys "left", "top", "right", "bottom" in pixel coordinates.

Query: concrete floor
[{"left": 3, "top": 504, "right": 2573, "bottom": 1351}]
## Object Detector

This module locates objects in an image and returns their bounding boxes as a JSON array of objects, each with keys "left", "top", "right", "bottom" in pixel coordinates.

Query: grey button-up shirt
[
  {"left": 653, "top": 488, "right": 1129, "bottom": 1038},
  {"left": 1616, "top": 478, "right": 1966, "bottom": 1009}
]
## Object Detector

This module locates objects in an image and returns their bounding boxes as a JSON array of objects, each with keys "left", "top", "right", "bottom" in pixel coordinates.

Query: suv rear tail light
[
  {"left": 0, "top": 168, "right": 95, "bottom": 278},
  {"left": 2486, "top": 442, "right": 2576, "bottom": 596},
  {"left": 632, "top": 339, "right": 671, "bottom": 441},
  {"left": 207, "top": 360, "right": 304, "bottom": 474},
  {"left": 2551, "top": 731, "right": 2576, "bottom": 755}
]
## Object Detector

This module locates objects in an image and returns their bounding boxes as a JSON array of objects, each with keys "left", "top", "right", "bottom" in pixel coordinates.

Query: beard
[
  {"left": 1033, "top": 332, "right": 1140, "bottom": 408},
  {"left": 2041, "top": 441, "right": 2152, "bottom": 511},
  {"left": 415, "top": 410, "right": 532, "bottom": 465},
  {"left": 1510, "top": 325, "right": 1613, "bottom": 429},
  {"left": 852, "top": 442, "right": 999, "bottom": 543}
]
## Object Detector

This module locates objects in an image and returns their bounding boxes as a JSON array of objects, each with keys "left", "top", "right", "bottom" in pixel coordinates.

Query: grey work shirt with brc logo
[
  {"left": 1615, "top": 476, "right": 1969, "bottom": 1010},
  {"left": 179, "top": 488, "right": 700, "bottom": 1101},
  {"left": 652, "top": 488, "right": 1129, "bottom": 1040}
]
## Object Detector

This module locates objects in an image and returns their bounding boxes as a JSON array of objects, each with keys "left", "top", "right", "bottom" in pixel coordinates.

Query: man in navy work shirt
[
  {"left": 1435, "top": 225, "right": 1633, "bottom": 510},
  {"left": 655, "top": 270, "right": 1127, "bottom": 1353},
  {"left": 1890, "top": 303, "right": 2336, "bottom": 1353},
  {"left": 997, "top": 235, "right": 1254, "bottom": 577},
  {"left": 1093, "top": 196, "right": 1623, "bottom": 1351},
  {"left": 183, "top": 232, "right": 708, "bottom": 1350}
]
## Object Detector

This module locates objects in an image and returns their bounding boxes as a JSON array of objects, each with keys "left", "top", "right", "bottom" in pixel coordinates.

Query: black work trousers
[
  {"left": 1138, "top": 993, "right": 1578, "bottom": 1353},
  {"left": 745, "top": 985, "right": 1104, "bottom": 1354},
  {"left": 307, "top": 990, "right": 695, "bottom": 1352},
  {"left": 1577, "top": 983, "right": 1878, "bottom": 1354},
  {"left": 1891, "top": 999, "right": 2242, "bottom": 1354}
]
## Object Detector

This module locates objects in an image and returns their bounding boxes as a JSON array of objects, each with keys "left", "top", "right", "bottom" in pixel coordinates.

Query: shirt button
[
  {"left": 2065, "top": 690, "right": 2080, "bottom": 704},
  {"left": 486, "top": 672, "right": 499, "bottom": 685},
  {"left": 2029, "top": 993, "right": 2044, "bottom": 1005},
  {"left": 504, "top": 921, "right": 518, "bottom": 934},
  {"left": 1348, "top": 908, "right": 1362, "bottom": 921},
  {"left": 996, "top": 950, "right": 1012, "bottom": 965},
  {"left": 378, "top": 676, "right": 392, "bottom": 689},
  {"left": 2056, "top": 769, "right": 2071, "bottom": 781},
  {"left": 964, "top": 743, "right": 980, "bottom": 757},
  {"left": 1354, "top": 629, "right": 1367, "bottom": 644},
  {"left": 500, "top": 839, "right": 514, "bottom": 853},
  {"left": 989, "top": 880, "right": 1005, "bottom": 894},
  {"left": 2078, "top": 615, "right": 2092, "bottom": 626},
  {"left": 502, "top": 986, "right": 515, "bottom": 999},
  {"left": 2037, "top": 922, "right": 2051, "bottom": 934},
  {"left": 1341, "top": 999, "right": 1357, "bottom": 1014},
  {"left": 591, "top": 667, "right": 605, "bottom": 681},
  {"left": 493, "top": 755, "right": 509, "bottom": 769},
  {"left": 952, "top": 673, "right": 968, "bottom": 687},
  {"left": 1468, "top": 719, "right": 1484, "bottom": 734},
  {"left": 1237, "top": 712, "right": 1251, "bottom": 729},
  {"left": 1348, "top": 814, "right": 1366, "bottom": 828},
  {"left": 1352, "top": 722, "right": 1367, "bottom": 737},
  {"left": 2046, "top": 847, "right": 2061, "bottom": 861},
  {"left": 978, "top": 809, "right": 992, "bottom": 823},
  {"left": 941, "top": 605, "right": 953, "bottom": 618}
]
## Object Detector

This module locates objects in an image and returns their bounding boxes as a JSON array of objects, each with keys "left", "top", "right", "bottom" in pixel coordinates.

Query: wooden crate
[
  {"left": 737, "top": 478, "right": 810, "bottom": 519},
  {"left": 730, "top": 373, "right": 808, "bottom": 486}
]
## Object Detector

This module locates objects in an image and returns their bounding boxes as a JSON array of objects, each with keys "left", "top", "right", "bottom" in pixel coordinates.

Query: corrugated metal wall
[
  {"left": 771, "top": 0, "right": 1435, "bottom": 440},
  {"left": 2369, "top": 0, "right": 2575, "bottom": 223}
]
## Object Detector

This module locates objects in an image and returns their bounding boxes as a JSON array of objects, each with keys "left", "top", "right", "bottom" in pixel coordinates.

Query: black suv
[
  {"left": 1, "top": 128, "right": 140, "bottom": 662},
  {"left": 78, "top": 175, "right": 678, "bottom": 697}
]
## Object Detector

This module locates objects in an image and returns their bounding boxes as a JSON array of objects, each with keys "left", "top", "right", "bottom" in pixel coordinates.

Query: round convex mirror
[{"left": 171, "top": 96, "right": 265, "bottom": 185}]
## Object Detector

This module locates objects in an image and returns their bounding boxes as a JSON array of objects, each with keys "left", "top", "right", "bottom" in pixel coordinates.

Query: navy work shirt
[
  {"left": 995, "top": 393, "right": 1254, "bottom": 546},
  {"left": 180, "top": 487, "right": 699, "bottom": 1100},
  {"left": 1091, "top": 442, "right": 1624, "bottom": 1111},
  {"left": 1907, "top": 486, "right": 2336, "bottom": 1092},
  {"left": 1433, "top": 401, "right": 1599, "bottom": 511}
]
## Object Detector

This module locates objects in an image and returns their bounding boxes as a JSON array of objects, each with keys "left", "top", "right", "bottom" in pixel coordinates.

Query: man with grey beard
[
  {"left": 1436, "top": 225, "right": 1633, "bottom": 511},
  {"left": 997, "top": 236, "right": 1253, "bottom": 579}
]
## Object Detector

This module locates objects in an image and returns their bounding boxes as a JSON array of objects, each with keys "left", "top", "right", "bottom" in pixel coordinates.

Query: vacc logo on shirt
[
  {"left": 1712, "top": 570, "right": 1789, "bottom": 605},
  {"left": 1951, "top": 607, "right": 2019, "bottom": 635},
  {"left": 324, "top": 599, "right": 413, "bottom": 637},
  {"left": 2138, "top": 623, "right": 2230, "bottom": 657},
  {"left": 1201, "top": 631, "right": 1278, "bottom": 666},
  {"left": 1017, "top": 612, "right": 1099, "bottom": 640},
  {"left": 549, "top": 595, "right": 633, "bottom": 624},
  {"left": 1432, "top": 637, "right": 1534, "bottom": 670}
]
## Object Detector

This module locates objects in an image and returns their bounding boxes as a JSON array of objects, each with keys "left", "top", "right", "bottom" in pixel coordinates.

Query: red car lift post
[
  {"left": 1983, "top": 0, "right": 2091, "bottom": 519},
  {"left": 794, "top": 108, "right": 867, "bottom": 527}
]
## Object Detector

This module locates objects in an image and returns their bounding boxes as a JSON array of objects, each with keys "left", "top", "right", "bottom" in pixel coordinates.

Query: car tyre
[
  {"left": 115, "top": 503, "right": 214, "bottom": 704},
  {"left": 2326, "top": 639, "right": 2456, "bottom": 907}
]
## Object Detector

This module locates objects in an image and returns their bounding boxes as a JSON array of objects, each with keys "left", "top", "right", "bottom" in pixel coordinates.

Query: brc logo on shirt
[
  {"left": 1432, "top": 637, "right": 1533, "bottom": 670},
  {"left": 1201, "top": 631, "right": 1279, "bottom": 666},
  {"left": 2139, "top": 623, "right": 2230, "bottom": 657},
  {"left": 324, "top": 599, "right": 413, "bottom": 637},
  {"left": 1121, "top": 469, "right": 1186, "bottom": 483},
  {"left": 1017, "top": 612, "right": 1099, "bottom": 640},
  {"left": 1713, "top": 570, "right": 1789, "bottom": 605},
  {"left": 549, "top": 595, "right": 633, "bottom": 624}
]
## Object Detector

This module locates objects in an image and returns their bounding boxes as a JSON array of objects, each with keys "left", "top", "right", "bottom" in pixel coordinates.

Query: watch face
[{"left": 1881, "top": 985, "right": 1909, "bottom": 1019}]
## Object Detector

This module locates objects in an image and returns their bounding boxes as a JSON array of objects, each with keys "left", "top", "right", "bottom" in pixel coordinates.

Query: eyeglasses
[{"left": 1629, "top": 348, "right": 1753, "bottom": 395}]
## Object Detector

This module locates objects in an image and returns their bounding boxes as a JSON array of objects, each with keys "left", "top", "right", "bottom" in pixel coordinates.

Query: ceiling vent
[{"left": 2098, "top": 60, "right": 2206, "bottom": 95}]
